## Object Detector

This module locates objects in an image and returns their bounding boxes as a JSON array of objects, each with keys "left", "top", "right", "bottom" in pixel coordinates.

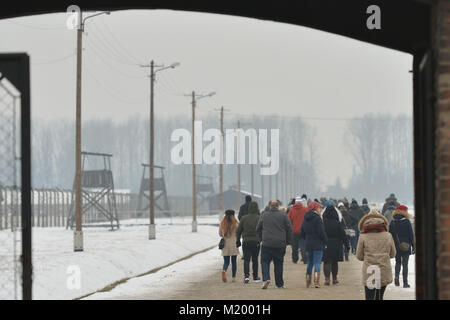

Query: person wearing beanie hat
[
  {"left": 225, "top": 209, "right": 235, "bottom": 215},
  {"left": 383, "top": 201, "right": 397, "bottom": 225},
  {"left": 389, "top": 204, "right": 414, "bottom": 288},
  {"left": 238, "top": 195, "right": 253, "bottom": 221},
  {"left": 219, "top": 209, "right": 240, "bottom": 283},
  {"left": 236, "top": 202, "right": 262, "bottom": 283},
  {"left": 361, "top": 198, "right": 370, "bottom": 215},
  {"left": 348, "top": 200, "right": 364, "bottom": 254},
  {"left": 382, "top": 193, "right": 400, "bottom": 215},
  {"left": 300, "top": 201, "right": 327, "bottom": 288},
  {"left": 288, "top": 197, "right": 308, "bottom": 264}
]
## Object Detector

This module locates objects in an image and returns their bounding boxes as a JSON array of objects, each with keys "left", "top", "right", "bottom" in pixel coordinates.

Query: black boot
[{"left": 394, "top": 278, "right": 400, "bottom": 286}]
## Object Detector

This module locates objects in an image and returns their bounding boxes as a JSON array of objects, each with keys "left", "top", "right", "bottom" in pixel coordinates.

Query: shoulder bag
[
  {"left": 342, "top": 216, "right": 356, "bottom": 237},
  {"left": 218, "top": 237, "right": 225, "bottom": 250},
  {"left": 393, "top": 220, "right": 411, "bottom": 252}
]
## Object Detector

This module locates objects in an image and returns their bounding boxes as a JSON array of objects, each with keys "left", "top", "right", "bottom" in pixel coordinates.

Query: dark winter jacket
[
  {"left": 238, "top": 200, "right": 252, "bottom": 221},
  {"left": 256, "top": 207, "right": 293, "bottom": 248},
  {"left": 389, "top": 210, "right": 415, "bottom": 255},
  {"left": 341, "top": 209, "right": 358, "bottom": 230},
  {"left": 300, "top": 210, "right": 328, "bottom": 252},
  {"left": 360, "top": 204, "right": 370, "bottom": 215},
  {"left": 236, "top": 202, "right": 261, "bottom": 243},
  {"left": 382, "top": 196, "right": 400, "bottom": 214},
  {"left": 348, "top": 203, "right": 364, "bottom": 229},
  {"left": 322, "top": 206, "right": 349, "bottom": 262},
  {"left": 288, "top": 203, "right": 307, "bottom": 234}
]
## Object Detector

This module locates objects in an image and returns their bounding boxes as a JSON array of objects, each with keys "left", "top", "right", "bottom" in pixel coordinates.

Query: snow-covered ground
[
  {"left": 1, "top": 208, "right": 417, "bottom": 300},
  {"left": 387, "top": 253, "right": 415, "bottom": 299},
  {"left": 85, "top": 245, "right": 416, "bottom": 300},
  {"left": 1, "top": 214, "right": 221, "bottom": 300},
  {"left": 84, "top": 247, "right": 222, "bottom": 300}
]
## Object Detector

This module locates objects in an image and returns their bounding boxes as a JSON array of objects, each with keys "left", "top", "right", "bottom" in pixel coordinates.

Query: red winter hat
[
  {"left": 307, "top": 201, "right": 321, "bottom": 212},
  {"left": 395, "top": 205, "right": 408, "bottom": 211}
]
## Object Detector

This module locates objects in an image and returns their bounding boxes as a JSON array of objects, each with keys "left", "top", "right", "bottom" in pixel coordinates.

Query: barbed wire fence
[{"left": 0, "top": 79, "right": 21, "bottom": 300}]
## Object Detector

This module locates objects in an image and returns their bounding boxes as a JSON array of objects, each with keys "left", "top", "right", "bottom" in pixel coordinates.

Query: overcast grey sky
[{"left": 0, "top": 9, "right": 413, "bottom": 189}]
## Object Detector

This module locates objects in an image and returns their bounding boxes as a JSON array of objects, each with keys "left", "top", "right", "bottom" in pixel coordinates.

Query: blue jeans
[
  {"left": 261, "top": 246, "right": 286, "bottom": 287},
  {"left": 306, "top": 250, "right": 323, "bottom": 275},
  {"left": 223, "top": 256, "right": 237, "bottom": 277}
]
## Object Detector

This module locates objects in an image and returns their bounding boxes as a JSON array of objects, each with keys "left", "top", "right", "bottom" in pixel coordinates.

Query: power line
[
  {"left": 4, "top": 19, "right": 67, "bottom": 30},
  {"left": 87, "top": 22, "right": 140, "bottom": 66},
  {"left": 225, "top": 111, "right": 390, "bottom": 122},
  {"left": 33, "top": 52, "right": 76, "bottom": 65},
  {"left": 84, "top": 38, "right": 147, "bottom": 79},
  {"left": 97, "top": 18, "right": 143, "bottom": 65},
  {"left": 84, "top": 66, "right": 148, "bottom": 105}
]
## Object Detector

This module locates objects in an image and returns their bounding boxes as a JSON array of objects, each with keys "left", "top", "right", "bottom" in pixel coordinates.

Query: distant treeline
[
  {"left": 32, "top": 113, "right": 318, "bottom": 200},
  {"left": 329, "top": 113, "right": 414, "bottom": 203}
]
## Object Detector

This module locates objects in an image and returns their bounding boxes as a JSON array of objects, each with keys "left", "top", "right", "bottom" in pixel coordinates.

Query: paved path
[{"left": 118, "top": 246, "right": 414, "bottom": 300}]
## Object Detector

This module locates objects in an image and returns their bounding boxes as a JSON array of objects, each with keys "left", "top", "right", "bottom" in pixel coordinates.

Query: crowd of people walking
[{"left": 218, "top": 193, "right": 415, "bottom": 300}]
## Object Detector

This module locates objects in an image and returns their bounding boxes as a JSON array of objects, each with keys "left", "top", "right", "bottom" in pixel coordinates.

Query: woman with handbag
[
  {"left": 338, "top": 202, "right": 357, "bottom": 261},
  {"left": 356, "top": 208, "right": 396, "bottom": 300},
  {"left": 389, "top": 205, "right": 415, "bottom": 288},
  {"left": 322, "top": 205, "right": 350, "bottom": 285},
  {"left": 219, "top": 209, "right": 240, "bottom": 283}
]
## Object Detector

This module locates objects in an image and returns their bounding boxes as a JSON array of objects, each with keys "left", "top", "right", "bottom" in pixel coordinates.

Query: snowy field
[
  {"left": 1, "top": 214, "right": 221, "bottom": 300},
  {"left": 84, "top": 247, "right": 222, "bottom": 300}
]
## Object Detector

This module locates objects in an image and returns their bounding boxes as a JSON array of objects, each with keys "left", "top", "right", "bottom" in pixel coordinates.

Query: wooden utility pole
[
  {"left": 74, "top": 10, "right": 83, "bottom": 252},
  {"left": 260, "top": 164, "right": 265, "bottom": 208},
  {"left": 141, "top": 60, "right": 178, "bottom": 239},
  {"left": 149, "top": 60, "right": 155, "bottom": 239},
  {"left": 269, "top": 173, "right": 272, "bottom": 203},
  {"left": 251, "top": 162, "right": 254, "bottom": 198},
  {"left": 275, "top": 170, "right": 278, "bottom": 201},
  {"left": 187, "top": 91, "right": 215, "bottom": 229},
  {"left": 214, "top": 106, "right": 229, "bottom": 214},
  {"left": 219, "top": 107, "right": 224, "bottom": 213},
  {"left": 73, "top": 9, "right": 111, "bottom": 251},
  {"left": 191, "top": 91, "right": 197, "bottom": 232},
  {"left": 237, "top": 120, "right": 241, "bottom": 209}
]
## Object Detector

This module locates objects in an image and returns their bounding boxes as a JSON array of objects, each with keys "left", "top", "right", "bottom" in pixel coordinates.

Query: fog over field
[{"left": 0, "top": 9, "right": 413, "bottom": 202}]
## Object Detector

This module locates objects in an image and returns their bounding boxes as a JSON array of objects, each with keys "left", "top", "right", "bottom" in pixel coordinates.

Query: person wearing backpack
[
  {"left": 389, "top": 205, "right": 415, "bottom": 288},
  {"left": 383, "top": 201, "right": 396, "bottom": 225}
]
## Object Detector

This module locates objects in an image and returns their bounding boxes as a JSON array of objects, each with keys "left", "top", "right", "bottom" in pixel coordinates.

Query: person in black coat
[
  {"left": 300, "top": 201, "right": 328, "bottom": 288},
  {"left": 389, "top": 205, "right": 415, "bottom": 288},
  {"left": 322, "top": 205, "right": 350, "bottom": 285},
  {"left": 338, "top": 203, "right": 357, "bottom": 261},
  {"left": 348, "top": 200, "right": 364, "bottom": 254},
  {"left": 238, "top": 195, "right": 252, "bottom": 221},
  {"left": 360, "top": 198, "right": 370, "bottom": 215}
]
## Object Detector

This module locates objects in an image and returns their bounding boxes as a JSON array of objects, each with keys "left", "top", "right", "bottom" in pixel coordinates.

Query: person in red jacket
[{"left": 288, "top": 197, "right": 308, "bottom": 264}]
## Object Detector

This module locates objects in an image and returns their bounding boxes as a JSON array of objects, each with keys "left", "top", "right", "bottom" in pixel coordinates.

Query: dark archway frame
[{"left": 0, "top": 0, "right": 435, "bottom": 299}]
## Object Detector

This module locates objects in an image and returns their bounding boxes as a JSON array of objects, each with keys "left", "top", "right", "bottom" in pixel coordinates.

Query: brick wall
[{"left": 434, "top": 0, "right": 450, "bottom": 300}]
